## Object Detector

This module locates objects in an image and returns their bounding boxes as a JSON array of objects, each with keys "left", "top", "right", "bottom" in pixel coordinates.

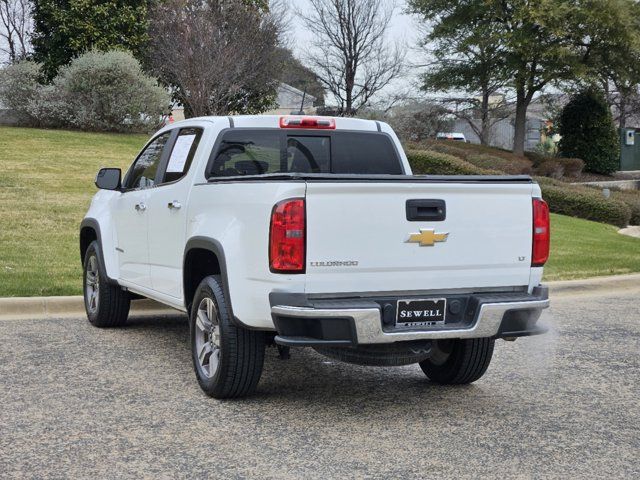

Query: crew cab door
[
  {"left": 145, "top": 127, "right": 204, "bottom": 299},
  {"left": 114, "top": 132, "right": 172, "bottom": 288}
]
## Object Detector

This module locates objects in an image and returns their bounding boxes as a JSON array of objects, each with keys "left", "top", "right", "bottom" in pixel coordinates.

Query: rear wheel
[
  {"left": 419, "top": 338, "right": 494, "bottom": 385},
  {"left": 190, "top": 275, "right": 266, "bottom": 398},
  {"left": 83, "top": 240, "right": 130, "bottom": 327}
]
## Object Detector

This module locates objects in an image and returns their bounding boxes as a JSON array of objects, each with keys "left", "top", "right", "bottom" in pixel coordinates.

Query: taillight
[
  {"left": 269, "top": 198, "right": 306, "bottom": 273},
  {"left": 532, "top": 199, "right": 550, "bottom": 266},
  {"left": 279, "top": 116, "right": 336, "bottom": 129}
]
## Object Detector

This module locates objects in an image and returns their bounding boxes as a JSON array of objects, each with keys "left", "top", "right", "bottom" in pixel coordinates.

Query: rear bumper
[{"left": 270, "top": 286, "right": 549, "bottom": 346}]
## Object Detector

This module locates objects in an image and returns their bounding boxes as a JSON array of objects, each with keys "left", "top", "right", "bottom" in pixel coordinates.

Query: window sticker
[{"left": 166, "top": 134, "right": 196, "bottom": 173}]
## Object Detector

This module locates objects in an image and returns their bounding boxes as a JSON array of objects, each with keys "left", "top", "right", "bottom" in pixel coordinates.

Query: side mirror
[{"left": 95, "top": 168, "right": 122, "bottom": 191}]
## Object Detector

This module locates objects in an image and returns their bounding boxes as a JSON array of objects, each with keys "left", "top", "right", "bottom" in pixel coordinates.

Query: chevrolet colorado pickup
[{"left": 80, "top": 115, "right": 550, "bottom": 398}]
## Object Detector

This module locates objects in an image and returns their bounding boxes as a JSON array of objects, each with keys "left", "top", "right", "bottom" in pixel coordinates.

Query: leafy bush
[
  {"left": 524, "top": 151, "right": 548, "bottom": 166},
  {"left": 407, "top": 148, "right": 629, "bottom": 226},
  {"left": 537, "top": 178, "right": 631, "bottom": 227},
  {"left": 534, "top": 136, "right": 558, "bottom": 156},
  {"left": 415, "top": 141, "right": 471, "bottom": 160},
  {"left": 558, "top": 89, "right": 620, "bottom": 174},
  {"left": 51, "top": 50, "right": 170, "bottom": 132},
  {"left": 526, "top": 152, "right": 585, "bottom": 178},
  {"left": 610, "top": 189, "right": 640, "bottom": 225},
  {"left": 561, "top": 158, "right": 585, "bottom": 178},
  {"left": 533, "top": 176, "right": 556, "bottom": 186},
  {"left": 466, "top": 153, "right": 532, "bottom": 175},
  {"left": 406, "top": 149, "right": 500, "bottom": 175},
  {"left": 411, "top": 141, "right": 533, "bottom": 174},
  {"left": 0, "top": 51, "right": 169, "bottom": 132},
  {"left": 536, "top": 159, "right": 565, "bottom": 179},
  {"left": 427, "top": 139, "right": 520, "bottom": 161},
  {"left": 26, "top": 84, "right": 72, "bottom": 128},
  {"left": 0, "top": 61, "right": 42, "bottom": 125}
]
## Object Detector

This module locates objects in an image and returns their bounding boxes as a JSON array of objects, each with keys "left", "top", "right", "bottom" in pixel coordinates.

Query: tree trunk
[
  {"left": 619, "top": 94, "right": 627, "bottom": 129},
  {"left": 344, "top": 68, "right": 354, "bottom": 116},
  {"left": 480, "top": 92, "right": 490, "bottom": 145},
  {"left": 183, "top": 101, "right": 195, "bottom": 119},
  {"left": 512, "top": 89, "right": 530, "bottom": 156}
]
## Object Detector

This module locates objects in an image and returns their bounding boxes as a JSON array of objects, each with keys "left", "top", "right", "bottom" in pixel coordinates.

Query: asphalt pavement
[{"left": 1, "top": 287, "right": 639, "bottom": 479}]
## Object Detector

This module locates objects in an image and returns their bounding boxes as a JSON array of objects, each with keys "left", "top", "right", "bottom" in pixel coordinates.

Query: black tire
[
  {"left": 419, "top": 338, "right": 494, "bottom": 385},
  {"left": 190, "top": 275, "right": 265, "bottom": 399},
  {"left": 83, "top": 240, "right": 130, "bottom": 328}
]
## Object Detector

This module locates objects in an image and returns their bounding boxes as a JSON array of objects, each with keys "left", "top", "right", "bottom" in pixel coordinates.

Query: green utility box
[{"left": 620, "top": 128, "right": 640, "bottom": 171}]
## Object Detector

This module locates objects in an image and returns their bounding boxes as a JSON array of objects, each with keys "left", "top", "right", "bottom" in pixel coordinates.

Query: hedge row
[
  {"left": 466, "top": 153, "right": 532, "bottom": 175},
  {"left": 417, "top": 141, "right": 584, "bottom": 178},
  {"left": 610, "top": 189, "right": 640, "bottom": 225},
  {"left": 0, "top": 53, "right": 169, "bottom": 133},
  {"left": 417, "top": 139, "right": 518, "bottom": 161},
  {"left": 416, "top": 141, "right": 473, "bottom": 161},
  {"left": 405, "top": 148, "right": 632, "bottom": 227},
  {"left": 536, "top": 178, "right": 632, "bottom": 227},
  {"left": 406, "top": 149, "right": 500, "bottom": 175},
  {"left": 524, "top": 151, "right": 585, "bottom": 178}
]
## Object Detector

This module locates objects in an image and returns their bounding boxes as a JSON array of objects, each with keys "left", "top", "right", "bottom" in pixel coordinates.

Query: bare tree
[
  {"left": 149, "top": 0, "right": 283, "bottom": 117},
  {"left": 386, "top": 99, "right": 453, "bottom": 142},
  {"left": 0, "top": 0, "right": 32, "bottom": 63},
  {"left": 299, "top": 0, "right": 404, "bottom": 116},
  {"left": 601, "top": 78, "right": 640, "bottom": 130},
  {"left": 441, "top": 95, "right": 514, "bottom": 146}
]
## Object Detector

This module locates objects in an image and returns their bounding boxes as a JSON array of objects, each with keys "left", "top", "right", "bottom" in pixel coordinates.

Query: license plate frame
[{"left": 396, "top": 298, "right": 447, "bottom": 327}]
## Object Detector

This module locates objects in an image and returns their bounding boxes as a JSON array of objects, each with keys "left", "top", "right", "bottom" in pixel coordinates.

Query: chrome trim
[
  {"left": 271, "top": 299, "right": 550, "bottom": 344},
  {"left": 299, "top": 285, "right": 528, "bottom": 300}
]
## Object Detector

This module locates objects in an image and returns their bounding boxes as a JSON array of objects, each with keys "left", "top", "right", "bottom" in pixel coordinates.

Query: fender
[
  {"left": 79, "top": 218, "right": 118, "bottom": 285},
  {"left": 183, "top": 236, "right": 257, "bottom": 330}
]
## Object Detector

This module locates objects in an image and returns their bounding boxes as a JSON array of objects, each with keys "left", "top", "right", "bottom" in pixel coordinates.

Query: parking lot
[{"left": 1, "top": 287, "right": 639, "bottom": 479}]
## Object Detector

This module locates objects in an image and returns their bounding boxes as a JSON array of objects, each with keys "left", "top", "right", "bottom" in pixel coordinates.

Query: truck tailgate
[{"left": 304, "top": 180, "right": 535, "bottom": 294}]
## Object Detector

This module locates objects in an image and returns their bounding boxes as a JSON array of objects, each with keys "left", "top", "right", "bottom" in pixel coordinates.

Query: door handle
[
  {"left": 406, "top": 199, "right": 446, "bottom": 221},
  {"left": 135, "top": 202, "right": 147, "bottom": 212},
  {"left": 168, "top": 200, "right": 182, "bottom": 210}
]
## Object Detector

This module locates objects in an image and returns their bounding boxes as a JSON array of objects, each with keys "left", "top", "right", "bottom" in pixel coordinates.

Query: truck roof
[{"left": 170, "top": 114, "right": 381, "bottom": 132}]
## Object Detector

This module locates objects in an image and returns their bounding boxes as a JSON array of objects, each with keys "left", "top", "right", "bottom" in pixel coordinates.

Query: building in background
[
  {"left": 265, "top": 83, "right": 317, "bottom": 115},
  {"left": 451, "top": 96, "right": 550, "bottom": 152},
  {"left": 170, "top": 83, "right": 317, "bottom": 121}
]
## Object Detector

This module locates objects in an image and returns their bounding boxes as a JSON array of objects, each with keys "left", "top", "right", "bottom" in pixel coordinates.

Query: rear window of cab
[{"left": 208, "top": 130, "right": 403, "bottom": 177}]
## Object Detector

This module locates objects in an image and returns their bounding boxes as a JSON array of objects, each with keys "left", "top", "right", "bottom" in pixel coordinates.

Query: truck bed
[{"left": 205, "top": 172, "right": 534, "bottom": 184}]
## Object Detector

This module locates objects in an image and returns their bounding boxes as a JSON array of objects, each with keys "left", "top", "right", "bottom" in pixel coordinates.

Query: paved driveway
[{"left": 1, "top": 288, "right": 639, "bottom": 479}]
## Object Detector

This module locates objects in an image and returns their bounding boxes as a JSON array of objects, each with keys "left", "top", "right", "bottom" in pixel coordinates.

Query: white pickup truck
[{"left": 81, "top": 115, "right": 550, "bottom": 398}]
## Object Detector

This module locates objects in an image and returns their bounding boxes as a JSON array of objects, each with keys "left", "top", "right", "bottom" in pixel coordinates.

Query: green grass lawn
[
  {"left": 544, "top": 213, "right": 640, "bottom": 280},
  {"left": 0, "top": 126, "right": 147, "bottom": 296},
  {"left": 0, "top": 127, "right": 639, "bottom": 296}
]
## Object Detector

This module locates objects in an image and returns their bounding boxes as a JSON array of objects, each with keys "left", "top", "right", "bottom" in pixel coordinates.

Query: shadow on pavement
[{"left": 123, "top": 313, "right": 481, "bottom": 407}]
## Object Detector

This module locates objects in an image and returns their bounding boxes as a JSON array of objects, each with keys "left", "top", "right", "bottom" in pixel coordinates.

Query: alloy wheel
[
  {"left": 85, "top": 255, "right": 100, "bottom": 314},
  {"left": 195, "top": 297, "right": 221, "bottom": 378}
]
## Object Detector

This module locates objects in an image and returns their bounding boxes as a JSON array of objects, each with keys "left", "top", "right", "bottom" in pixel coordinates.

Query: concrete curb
[
  {"left": 1, "top": 273, "right": 639, "bottom": 320},
  {"left": 548, "top": 273, "right": 640, "bottom": 296},
  {"left": 0, "top": 296, "right": 177, "bottom": 321}
]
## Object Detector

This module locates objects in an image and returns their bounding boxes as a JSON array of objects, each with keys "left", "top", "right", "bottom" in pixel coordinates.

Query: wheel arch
[
  {"left": 183, "top": 237, "right": 251, "bottom": 328},
  {"left": 80, "top": 218, "right": 117, "bottom": 284}
]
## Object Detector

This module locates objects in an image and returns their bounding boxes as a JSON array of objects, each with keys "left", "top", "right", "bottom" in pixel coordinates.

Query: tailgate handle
[{"left": 406, "top": 199, "right": 446, "bottom": 222}]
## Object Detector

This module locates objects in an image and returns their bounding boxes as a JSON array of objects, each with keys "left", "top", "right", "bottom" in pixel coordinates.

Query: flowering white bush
[
  {"left": 0, "top": 50, "right": 170, "bottom": 132},
  {"left": 54, "top": 50, "right": 170, "bottom": 132},
  {"left": 0, "top": 60, "right": 42, "bottom": 125}
]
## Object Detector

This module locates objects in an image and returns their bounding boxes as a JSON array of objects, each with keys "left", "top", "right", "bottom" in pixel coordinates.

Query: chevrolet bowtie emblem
[{"left": 407, "top": 229, "right": 449, "bottom": 246}]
